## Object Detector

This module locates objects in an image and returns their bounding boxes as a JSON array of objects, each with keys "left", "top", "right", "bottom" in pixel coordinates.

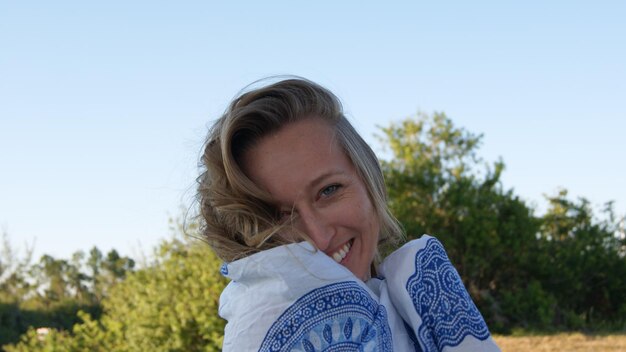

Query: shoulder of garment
[{"left": 379, "top": 234, "right": 501, "bottom": 352}]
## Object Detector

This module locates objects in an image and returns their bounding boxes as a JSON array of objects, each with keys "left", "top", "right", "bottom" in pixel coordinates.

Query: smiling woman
[{"left": 197, "top": 77, "right": 501, "bottom": 351}]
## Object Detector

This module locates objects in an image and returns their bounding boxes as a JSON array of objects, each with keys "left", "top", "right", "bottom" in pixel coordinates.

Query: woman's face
[{"left": 241, "top": 118, "right": 380, "bottom": 280}]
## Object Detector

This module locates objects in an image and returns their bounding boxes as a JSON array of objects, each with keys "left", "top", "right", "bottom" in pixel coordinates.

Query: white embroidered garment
[{"left": 219, "top": 235, "right": 501, "bottom": 351}]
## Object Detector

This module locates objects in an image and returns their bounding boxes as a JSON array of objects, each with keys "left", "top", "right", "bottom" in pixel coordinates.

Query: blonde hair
[{"left": 197, "top": 77, "right": 403, "bottom": 262}]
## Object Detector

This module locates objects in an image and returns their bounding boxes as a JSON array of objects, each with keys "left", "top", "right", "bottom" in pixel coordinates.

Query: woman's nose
[{"left": 297, "top": 208, "right": 333, "bottom": 251}]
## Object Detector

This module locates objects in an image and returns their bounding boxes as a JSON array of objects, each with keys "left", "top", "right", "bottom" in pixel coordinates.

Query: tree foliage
[
  {"left": 0, "top": 234, "right": 134, "bottom": 348},
  {"left": 3, "top": 223, "right": 228, "bottom": 352},
  {"left": 533, "top": 192, "right": 626, "bottom": 328},
  {"left": 379, "top": 112, "right": 626, "bottom": 332}
]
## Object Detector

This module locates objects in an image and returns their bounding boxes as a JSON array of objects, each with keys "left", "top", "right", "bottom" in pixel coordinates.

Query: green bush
[
  {"left": 3, "top": 238, "right": 228, "bottom": 352},
  {"left": 500, "top": 280, "right": 558, "bottom": 331}
]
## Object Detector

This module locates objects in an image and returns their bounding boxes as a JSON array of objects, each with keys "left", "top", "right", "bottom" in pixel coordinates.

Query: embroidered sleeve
[
  {"left": 258, "top": 282, "right": 393, "bottom": 352},
  {"left": 380, "top": 236, "right": 500, "bottom": 352},
  {"left": 407, "top": 237, "right": 491, "bottom": 351}
]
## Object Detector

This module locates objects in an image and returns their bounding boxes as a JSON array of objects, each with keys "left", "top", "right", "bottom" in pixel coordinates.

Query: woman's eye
[{"left": 320, "top": 184, "right": 341, "bottom": 197}]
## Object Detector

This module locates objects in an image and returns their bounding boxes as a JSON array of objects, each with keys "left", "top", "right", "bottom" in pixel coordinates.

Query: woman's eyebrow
[{"left": 308, "top": 170, "right": 347, "bottom": 189}]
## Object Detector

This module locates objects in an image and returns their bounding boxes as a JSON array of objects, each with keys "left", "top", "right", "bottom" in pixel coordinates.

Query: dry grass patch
[{"left": 493, "top": 333, "right": 626, "bottom": 351}]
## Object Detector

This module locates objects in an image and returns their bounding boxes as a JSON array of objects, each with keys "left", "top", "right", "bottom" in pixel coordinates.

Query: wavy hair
[{"left": 197, "top": 77, "right": 403, "bottom": 262}]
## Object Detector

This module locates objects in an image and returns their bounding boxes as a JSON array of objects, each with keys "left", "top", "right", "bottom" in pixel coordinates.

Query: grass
[{"left": 493, "top": 333, "right": 626, "bottom": 351}]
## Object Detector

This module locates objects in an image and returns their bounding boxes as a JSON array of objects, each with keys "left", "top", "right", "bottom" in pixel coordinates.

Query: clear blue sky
[{"left": 1, "top": 1, "right": 624, "bottom": 260}]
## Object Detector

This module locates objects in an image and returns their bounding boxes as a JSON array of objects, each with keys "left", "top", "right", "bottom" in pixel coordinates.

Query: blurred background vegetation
[{"left": 2, "top": 113, "right": 625, "bottom": 351}]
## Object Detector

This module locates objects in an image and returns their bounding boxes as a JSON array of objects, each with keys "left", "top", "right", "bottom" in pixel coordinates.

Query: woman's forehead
[{"left": 240, "top": 119, "right": 355, "bottom": 200}]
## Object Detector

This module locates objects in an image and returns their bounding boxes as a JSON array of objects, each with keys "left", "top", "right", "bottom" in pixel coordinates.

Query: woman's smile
[{"left": 330, "top": 239, "right": 353, "bottom": 263}]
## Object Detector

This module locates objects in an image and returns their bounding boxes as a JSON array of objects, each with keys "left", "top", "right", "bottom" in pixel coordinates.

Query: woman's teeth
[{"left": 332, "top": 241, "right": 352, "bottom": 263}]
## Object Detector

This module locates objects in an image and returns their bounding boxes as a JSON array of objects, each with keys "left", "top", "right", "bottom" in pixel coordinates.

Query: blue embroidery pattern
[
  {"left": 406, "top": 238, "right": 490, "bottom": 351},
  {"left": 220, "top": 263, "right": 228, "bottom": 276},
  {"left": 259, "top": 282, "right": 392, "bottom": 351}
]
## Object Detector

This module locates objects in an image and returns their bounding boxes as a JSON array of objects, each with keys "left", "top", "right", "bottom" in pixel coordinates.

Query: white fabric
[{"left": 219, "top": 235, "right": 501, "bottom": 351}]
